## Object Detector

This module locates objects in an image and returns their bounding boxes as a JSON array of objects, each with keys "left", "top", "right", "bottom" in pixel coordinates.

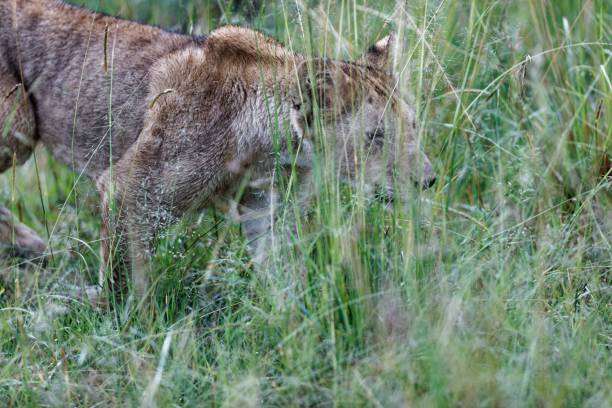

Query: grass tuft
[{"left": 1, "top": 0, "right": 610, "bottom": 406}]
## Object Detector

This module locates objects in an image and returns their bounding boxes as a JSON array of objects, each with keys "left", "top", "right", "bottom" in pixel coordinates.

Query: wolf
[{"left": 0, "top": 0, "right": 435, "bottom": 299}]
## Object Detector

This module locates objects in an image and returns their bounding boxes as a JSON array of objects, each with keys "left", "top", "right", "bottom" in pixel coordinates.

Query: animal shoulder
[{"left": 205, "top": 26, "right": 294, "bottom": 65}]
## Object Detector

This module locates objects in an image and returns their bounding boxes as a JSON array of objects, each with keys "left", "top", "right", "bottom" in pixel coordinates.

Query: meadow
[{"left": 0, "top": 0, "right": 610, "bottom": 406}]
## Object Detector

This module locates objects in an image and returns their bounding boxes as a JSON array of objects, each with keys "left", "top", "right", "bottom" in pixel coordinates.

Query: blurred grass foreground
[{"left": 0, "top": 0, "right": 610, "bottom": 406}]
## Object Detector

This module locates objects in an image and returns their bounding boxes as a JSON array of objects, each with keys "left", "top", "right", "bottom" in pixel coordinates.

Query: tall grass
[{"left": 1, "top": 0, "right": 610, "bottom": 406}]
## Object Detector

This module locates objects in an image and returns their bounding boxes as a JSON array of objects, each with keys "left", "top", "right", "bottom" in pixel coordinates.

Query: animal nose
[
  {"left": 419, "top": 158, "right": 436, "bottom": 189},
  {"left": 414, "top": 175, "right": 436, "bottom": 190},
  {"left": 423, "top": 175, "right": 436, "bottom": 189}
]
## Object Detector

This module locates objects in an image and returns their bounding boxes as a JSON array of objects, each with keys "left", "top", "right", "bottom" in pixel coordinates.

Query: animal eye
[{"left": 366, "top": 128, "right": 385, "bottom": 144}]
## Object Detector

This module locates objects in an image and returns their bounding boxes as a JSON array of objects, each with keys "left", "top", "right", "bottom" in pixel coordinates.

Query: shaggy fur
[{"left": 0, "top": 0, "right": 435, "bottom": 299}]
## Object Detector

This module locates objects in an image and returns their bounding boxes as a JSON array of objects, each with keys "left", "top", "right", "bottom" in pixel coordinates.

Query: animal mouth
[
  {"left": 374, "top": 188, "right": 395, "bottom": 203},
  {"left": 375, "top": 177, "right": 437, "bottom": 203},
  {"left": 417, "top": 176, "right": 437, "bottom": 190}
]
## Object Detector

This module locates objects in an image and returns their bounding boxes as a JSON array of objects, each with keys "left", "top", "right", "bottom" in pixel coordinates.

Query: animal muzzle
[
  {"left": 374, "top": 155, "right": 436, "bottom": 203},
  {"left": 418, "top": 175, "right": 437, "bottom": 189},
  {"left": 412, "top": 155, "right": 436, "bottom": 190}
]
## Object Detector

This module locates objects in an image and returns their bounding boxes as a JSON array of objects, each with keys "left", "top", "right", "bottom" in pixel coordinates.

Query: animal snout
[
  {"left": 417, "top": 158, "right": 436, "bottom": 189},
  {"left": 422, "top": 175, "right": 437, "bottom": 189}
]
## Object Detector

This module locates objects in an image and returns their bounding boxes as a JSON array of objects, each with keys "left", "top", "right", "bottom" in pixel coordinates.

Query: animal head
[{"left": 290, "top": 35, "right": 436, "bottom": 199}]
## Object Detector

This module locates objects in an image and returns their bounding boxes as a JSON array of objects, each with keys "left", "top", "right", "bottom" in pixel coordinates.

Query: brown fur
[{"left": 0, "top": 0, "right": 435, "bottom": 299}]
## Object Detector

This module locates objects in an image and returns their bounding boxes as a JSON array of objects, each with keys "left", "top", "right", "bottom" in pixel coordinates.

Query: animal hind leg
[{"left": 0, "top": 73, "right": 45, "bottom": 258}]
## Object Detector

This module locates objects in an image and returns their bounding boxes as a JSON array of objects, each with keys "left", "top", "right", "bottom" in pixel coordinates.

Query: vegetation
[{"left": 1, "top": 0, "right": 610, "bottom": 406}]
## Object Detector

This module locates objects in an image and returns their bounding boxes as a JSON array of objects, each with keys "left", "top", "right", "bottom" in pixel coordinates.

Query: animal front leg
[
  {"left": 238, "top": 188, "right": 279, "bottom": 269},
  {"left": 98, "top": 184, "right": 128, "bottom": 297},
  {"left": 97, "top": 165, "right": 161, "bottom": 301},
  {"left": 125, "top": 218, "right": 156, "bottom": 298}
]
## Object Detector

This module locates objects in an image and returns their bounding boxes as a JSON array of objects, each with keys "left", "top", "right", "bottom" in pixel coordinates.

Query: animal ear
[{"left": 359, "top": 34, "right": 395, "bottom": 70}]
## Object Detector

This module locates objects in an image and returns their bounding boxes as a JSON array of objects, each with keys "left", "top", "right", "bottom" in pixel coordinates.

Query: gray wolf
[{"left": 0, "top": 0, "right": 435, "bottom": 299}]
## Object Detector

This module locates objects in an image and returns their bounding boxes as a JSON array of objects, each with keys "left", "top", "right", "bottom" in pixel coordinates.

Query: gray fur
[{"left": 0, "top": 0, "right": 435, "bottom": 300}]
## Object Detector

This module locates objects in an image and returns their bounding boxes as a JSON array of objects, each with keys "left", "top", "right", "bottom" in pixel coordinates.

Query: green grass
[{"left": 1, "top": 0, "right": 610, "bottom": 406}]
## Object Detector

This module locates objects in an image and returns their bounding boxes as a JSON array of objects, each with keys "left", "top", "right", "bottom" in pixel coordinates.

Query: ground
[{"left": 0, "top": 0, "right": 610, "bottom": 406}]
